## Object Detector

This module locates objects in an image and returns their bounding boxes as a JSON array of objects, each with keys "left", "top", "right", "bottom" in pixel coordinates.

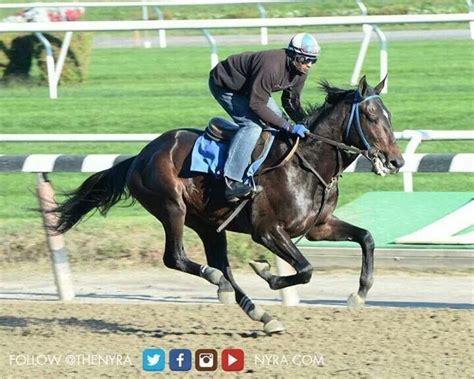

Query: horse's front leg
[
  {"left": 250, "top": 226, "right": 313, "bottom": 290},
  {"left": 306, "top": 215, "right": 374, "bottom": 307}
]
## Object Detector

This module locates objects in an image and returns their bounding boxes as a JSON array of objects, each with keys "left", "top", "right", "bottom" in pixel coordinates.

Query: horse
[{"left": 52, "top": 76, "right": 404, "bottom": 334}]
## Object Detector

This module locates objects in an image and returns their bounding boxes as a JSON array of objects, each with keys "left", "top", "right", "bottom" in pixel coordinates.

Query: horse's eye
[{"left": 366, "top": 114, "right": 377, "bottom": 123}]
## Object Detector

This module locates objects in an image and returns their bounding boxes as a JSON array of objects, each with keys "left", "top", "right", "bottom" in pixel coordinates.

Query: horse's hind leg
[
  {"left": 190, "top": 223, "right": 234, "bottom": 304},
  {"left": 160, "top": 200, "right": 203, "bottom": 277},
  {"left": 224, "top": 265, "right": 285, "bottom": 334},
  {"left": 192, "top": 223, "right": 284, "bottom": 334},
  {"left": 135, "top": 190, "right": 227, "bottom": 290}
]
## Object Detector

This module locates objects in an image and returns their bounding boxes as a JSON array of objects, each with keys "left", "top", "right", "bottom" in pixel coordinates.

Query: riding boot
[{"left": 225, "top": 178, "right": 253, "bottom": 202}]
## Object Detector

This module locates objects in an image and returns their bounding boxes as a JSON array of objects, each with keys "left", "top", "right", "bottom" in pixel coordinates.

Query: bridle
[
  {"left": 305, "top": 90, "right": 383, "bottom": 164},
  {"left": 343, "top": 91, "right": 381, "bottom": 151}
]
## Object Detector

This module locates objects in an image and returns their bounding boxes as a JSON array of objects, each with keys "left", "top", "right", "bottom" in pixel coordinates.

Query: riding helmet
[{"left": 287, "top": 33, "right": 320, "bottom": 58}]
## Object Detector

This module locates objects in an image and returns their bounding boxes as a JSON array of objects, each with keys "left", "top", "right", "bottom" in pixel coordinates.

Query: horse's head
[
  {"left": 346, "top": 76, "right": 404, "bottom": 175},
  {"left": 317, "top": 76, "right": 404, "bottom": 176}
]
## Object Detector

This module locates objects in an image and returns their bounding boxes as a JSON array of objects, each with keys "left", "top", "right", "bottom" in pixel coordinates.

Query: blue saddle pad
[{"left": 190, "top": 129, "right": 277, "bottom": 183}]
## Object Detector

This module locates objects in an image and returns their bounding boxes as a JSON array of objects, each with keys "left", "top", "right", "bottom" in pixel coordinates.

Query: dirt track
[{"left": 1, "top": 301, "right": 473, "bottom": 378}]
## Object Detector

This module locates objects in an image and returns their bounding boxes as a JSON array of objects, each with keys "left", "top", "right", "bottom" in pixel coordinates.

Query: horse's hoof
[
  {"left": 263, "top": 319, "right": 285, "bottom": 335},
  {"left": 347, "top": 293, "right": 365, "bottom": 312},
  {"left": 218, "top": 290, "right": 235, "bottom": 304},
  {"left": 249, "top": 260, "right": 271, "bottom": 276}
]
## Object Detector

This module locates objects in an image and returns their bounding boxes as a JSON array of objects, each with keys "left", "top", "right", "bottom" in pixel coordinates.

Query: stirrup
[{"left": 225, "top": 178, "right": 252, "bottom": 202}]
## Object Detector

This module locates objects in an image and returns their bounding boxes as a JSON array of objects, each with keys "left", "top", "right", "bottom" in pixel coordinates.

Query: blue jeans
[{"left": 209, "top": 78, "right": 283, "bottom": 182}]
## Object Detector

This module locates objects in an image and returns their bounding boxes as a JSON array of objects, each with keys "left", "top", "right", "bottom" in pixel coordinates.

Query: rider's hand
[{"left": 289, "top": 123, "right": 309, "bottom": 138}]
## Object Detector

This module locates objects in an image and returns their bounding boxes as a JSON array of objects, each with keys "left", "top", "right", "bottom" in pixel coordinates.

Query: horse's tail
[{"left": 52, "top": 157, "right": 136, "bottom": 234}]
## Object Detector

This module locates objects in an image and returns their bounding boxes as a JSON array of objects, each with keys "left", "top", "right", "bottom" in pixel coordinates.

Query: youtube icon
[{"left": 221, "top": 348, "right": 244, "bottom": 371}]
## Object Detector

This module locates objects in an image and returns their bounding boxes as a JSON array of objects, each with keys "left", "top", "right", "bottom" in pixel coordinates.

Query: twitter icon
[{"left": 142, "top": 348, "right": 165, "bottom": 371}]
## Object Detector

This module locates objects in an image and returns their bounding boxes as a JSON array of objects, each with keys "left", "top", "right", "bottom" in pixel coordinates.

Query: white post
[
  {"left": 34, "top": 32, "right": 57, "bottom": 99},
  {"left": 467, "top": 0, "right": 474, "bottom": 39},
  {"left": 260, "top": 27, "right": 268, "bottom": 45},
  {"left": 54, "top": 31, "right": 73, "bottom": 86},
  {"left": 402, "top": 131, "right": 422, "bottom": 192},
  {"left": 351, "top": 24, "right": 373, "bottom": 85},
  {"left": 257, "top": 3, "right": 268, "bottom": 45},
  {"left": 351, "top": 0, "right": 371, "bottom": 85},
  {"left": 154, "top": 6, "right": 167, "bottom": 48},
  {"left": 141, "top": 2, "right": 151, "bottom": 48},
  {"left": 202, "top": 29, "right": 218, "bottom": 68},
  {"left": 36, "top": 173, "right": 75, "bottom": 301},
  {"left": 275, "top": 257, "right": 300, "bottom": 306},
  {"left": 374, "top": 26, "right": 387, "bottom": 93},
  {"left": 159, "top": 29, "right": 167, "bottom": 48}
]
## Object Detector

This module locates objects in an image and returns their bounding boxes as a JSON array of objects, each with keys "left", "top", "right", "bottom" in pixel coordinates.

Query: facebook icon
[{"left": 169, "top": 349, "right": 192, "bottom": 371}]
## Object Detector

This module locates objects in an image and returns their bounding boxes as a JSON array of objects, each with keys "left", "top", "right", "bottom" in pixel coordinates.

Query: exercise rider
[{"left": 208, "top": 32, "right": 321, "bottom": 202}]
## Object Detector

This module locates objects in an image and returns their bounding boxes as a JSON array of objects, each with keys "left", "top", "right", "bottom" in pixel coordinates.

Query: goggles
[{"left": 295, "top": 55, "right": 318, "bottom": 65}]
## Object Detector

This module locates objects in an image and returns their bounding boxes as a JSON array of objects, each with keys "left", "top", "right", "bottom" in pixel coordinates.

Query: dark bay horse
[{"left": 52, "top": 76, "right": 404, "bottom": 334}]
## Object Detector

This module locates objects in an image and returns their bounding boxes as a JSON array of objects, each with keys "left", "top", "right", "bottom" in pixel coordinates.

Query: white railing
[
  {"left": 2, "top": 129, "right": 473, "bottom": 192},
  {"left": 0, "top": 0, "right": 292, "bottom": 8},
  {"left": 1, "top": 13, "right": 473, "bottom": 98},
  {"left": 0, "top": 0, "right": 291, "bottom": 47},
  {"left": 397, "top": 130, "right": 474, "bottom": 191},
  {"left": 2, "top": 14, "right": 472, "bottom": 33},
  {"left": 2, "top": 130, "right": 472, "bottom": 304}
]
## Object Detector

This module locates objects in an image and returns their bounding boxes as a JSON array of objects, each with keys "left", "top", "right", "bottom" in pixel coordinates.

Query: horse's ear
[
  {"left": 374, "top": 74, "right": 388, "bottom": 94},
  {"left": 358, "top": 76, "right": 368, "bottom": 96}
]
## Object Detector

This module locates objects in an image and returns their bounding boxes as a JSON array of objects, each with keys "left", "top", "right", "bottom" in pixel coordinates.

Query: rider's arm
[
  {"left": 248, "top": 69, "right": 290, "bottom": 129},
  {"left": 281, "top": 76, "right": 307, "bottom": 123}
]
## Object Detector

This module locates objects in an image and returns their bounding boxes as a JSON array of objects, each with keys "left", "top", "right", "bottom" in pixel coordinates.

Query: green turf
[
  {"left": 0, "top": 39, "right": 473, "bottom": 215},
  {"left": 298, "top": 192, "right": 474, "bottom": 249},
  {"left": 0, "top": 37, "right": 472, "bottom": 263}
]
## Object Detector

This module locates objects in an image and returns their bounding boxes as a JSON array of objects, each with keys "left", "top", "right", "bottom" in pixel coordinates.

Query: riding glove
[{"left": 289, "top": 123, "right": 309, "bottom": 138}]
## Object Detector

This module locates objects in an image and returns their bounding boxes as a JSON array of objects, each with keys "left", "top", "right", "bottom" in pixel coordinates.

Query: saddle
[
  {"left": 190, "top": 117, "right": 277, "bottom": 180},
  {"left": 205, "top": 117, "right": 273, "bottom": 160},
  {"left": 205, "top": 117, "right": 239, "bottom": 141}
]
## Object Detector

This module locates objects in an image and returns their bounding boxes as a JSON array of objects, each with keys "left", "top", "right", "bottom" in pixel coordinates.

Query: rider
[{"left": 208, "top": 32, "right": 320, "bottom": 202}]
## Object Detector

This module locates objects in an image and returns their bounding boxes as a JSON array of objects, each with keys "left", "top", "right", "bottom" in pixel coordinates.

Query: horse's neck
[
  {"left": 301, "top": 103, "right": 359, "bottom": 176},
  {"left": 309, "top": 102, "right": 345, "bottom": 143}
]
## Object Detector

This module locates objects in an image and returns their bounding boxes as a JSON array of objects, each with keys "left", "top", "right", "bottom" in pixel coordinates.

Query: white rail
[
  {"left": 2, "top": 130, "right": 473, "bottom": 193},
  {"left": 0, "top": 0, "right": 293, "bottom": 8},
  {"left": 2, "top": 130, "right": 473, "bottom": 142},
  {"left": 0, "top": 0, "right": 291, "bottom": 48},
  {"left": 2, "top": 129, "right": 471, "bottom": 305},
  {"left": 0, "top": 133, "right": 161, "bottom": 141},
  {"left": 1, "top": 13, "right": 472, "bottom": 99},
  {"left": 1, "top": 14, "right": 473, "bottom": 33}
]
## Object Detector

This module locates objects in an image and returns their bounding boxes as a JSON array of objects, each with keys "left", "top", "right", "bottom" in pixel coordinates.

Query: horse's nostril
[{"left": 391, "top": 157, "right": 405, "bottom": 168}]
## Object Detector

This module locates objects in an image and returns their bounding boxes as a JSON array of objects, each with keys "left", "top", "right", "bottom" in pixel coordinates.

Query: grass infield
[{"left": 0, "top": 38, "right": 472, "bottom": 265}]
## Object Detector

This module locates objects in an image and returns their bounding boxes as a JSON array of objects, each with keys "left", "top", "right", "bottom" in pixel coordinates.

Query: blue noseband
[{"left": 343, "top": 91, "right": 380, "bottom": 150}]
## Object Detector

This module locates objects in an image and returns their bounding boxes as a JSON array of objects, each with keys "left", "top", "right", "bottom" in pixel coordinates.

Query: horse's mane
[{"left": 303, "top": 80, "right": 355, "bottom": 128}]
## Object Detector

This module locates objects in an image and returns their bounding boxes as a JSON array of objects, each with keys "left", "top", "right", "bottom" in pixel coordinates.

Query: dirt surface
[
  {"left": 0, "top": 301, "right": 472, "bottom": 378},
  {"left": 1, "top": 266, "right": 473, "bottom": 378},
  {"left": 2, "top": 267, "right": 473, "bottom": 307}
]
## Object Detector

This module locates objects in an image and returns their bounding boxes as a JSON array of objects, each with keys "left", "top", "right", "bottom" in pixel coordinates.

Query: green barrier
[{"left": 298, "top": 192, "right": 474, "bottom": 249}]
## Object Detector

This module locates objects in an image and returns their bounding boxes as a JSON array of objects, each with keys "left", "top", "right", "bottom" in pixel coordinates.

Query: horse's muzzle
[{"left": 367, "top": 149, "right": 404, "bottom": 176}]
